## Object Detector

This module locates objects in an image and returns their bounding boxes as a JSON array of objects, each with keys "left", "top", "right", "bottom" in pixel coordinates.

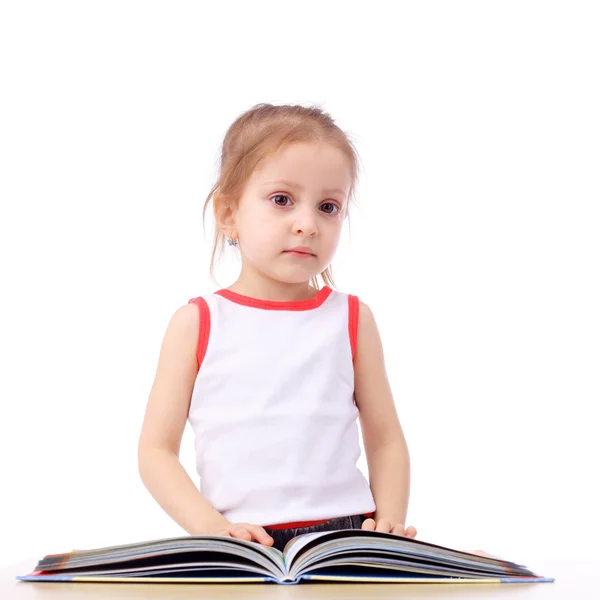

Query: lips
[
  {"left": 284, "top": 251, "right": 315, "bottom": 257},
  {"left": 284, "top": 247, "right": 315, "bottom": 256}
]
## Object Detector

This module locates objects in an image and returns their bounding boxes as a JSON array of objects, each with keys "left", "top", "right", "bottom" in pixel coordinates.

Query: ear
[{"left": 213, "top": 194, "right": 238, "bottom": 238}]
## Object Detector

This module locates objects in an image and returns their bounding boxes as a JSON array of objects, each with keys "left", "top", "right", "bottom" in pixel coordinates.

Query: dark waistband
[{"left": 264, "top": 511, "right": 374, "bottom": 530}]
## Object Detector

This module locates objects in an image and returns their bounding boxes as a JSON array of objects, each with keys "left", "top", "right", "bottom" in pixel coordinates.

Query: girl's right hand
[{"left": 215, "top": 523, "right": 274, "bottom": 546}]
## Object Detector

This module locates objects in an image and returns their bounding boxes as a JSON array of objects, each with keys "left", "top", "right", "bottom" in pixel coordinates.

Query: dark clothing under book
[
  {"left": 264, "top": 513, "right": 370, "bottom": 552},
  {"left": 17, "top": 529, "right": 554, "bottom": 585}
]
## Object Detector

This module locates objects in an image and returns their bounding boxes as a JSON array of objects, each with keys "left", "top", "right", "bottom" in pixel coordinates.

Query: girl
[{"left": 138, "top": 103, "right": 417, "bottom": 553}]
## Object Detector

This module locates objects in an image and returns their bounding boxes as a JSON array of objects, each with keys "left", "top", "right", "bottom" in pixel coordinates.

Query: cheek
[
  {"left": 238, "top": 218, "right": 281, "bottom": 258},
  {"left": 324, "top": 221, "right": 343, "bottom": 244},
  {"left": 240, "top": 207, "right": 284, "bottom": 240},
  {"left": 238, "top": 203, "right": 278, "bottom": 232},
  {"left": 320, "top": 224, "right": 343, "bottom": 259}
]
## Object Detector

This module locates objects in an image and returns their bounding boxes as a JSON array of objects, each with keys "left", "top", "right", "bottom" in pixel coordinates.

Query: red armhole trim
[
  {"left": 188, "top": 297, "right": 211, "bottom": 371},
  {"left": 348, "top": 294, "right": 359, "bottom": 362}
]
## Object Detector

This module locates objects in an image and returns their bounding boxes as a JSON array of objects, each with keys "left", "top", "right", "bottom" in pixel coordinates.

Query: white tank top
[{"left": 186, "top": 285, "right": 376, "bottom": 527}]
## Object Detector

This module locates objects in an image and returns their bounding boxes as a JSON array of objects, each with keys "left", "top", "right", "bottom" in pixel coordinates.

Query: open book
[{"left": 17, "top": 529, "right": 554, "bottom": 585}]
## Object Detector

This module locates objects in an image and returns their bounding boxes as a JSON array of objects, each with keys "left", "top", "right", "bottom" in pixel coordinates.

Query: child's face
[{"left": 232, "top": 141, "right": 351, "bottom": 285}]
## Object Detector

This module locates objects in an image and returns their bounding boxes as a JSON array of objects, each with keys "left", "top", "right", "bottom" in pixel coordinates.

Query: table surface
[{"left": 1, "top": 557, "right": 594, "bottom": 599}]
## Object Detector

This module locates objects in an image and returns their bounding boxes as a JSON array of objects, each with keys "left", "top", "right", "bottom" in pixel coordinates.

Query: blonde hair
[{"left": 202, "top": 103, "right": 362, "bottom": 290}]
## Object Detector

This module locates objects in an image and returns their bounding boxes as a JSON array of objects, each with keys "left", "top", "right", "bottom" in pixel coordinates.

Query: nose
[{"left": 292, "top": 206, "right": 318, "bottom": 237}]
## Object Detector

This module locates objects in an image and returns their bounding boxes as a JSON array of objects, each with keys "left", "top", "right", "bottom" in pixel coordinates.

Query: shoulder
[
  {"left": 355, "top": 299, "right": 383, "bottom": 359},
  {"left": 342, "top": 292, "right": 377, "bottom": 331},
  {"left": 144, "top": 302, "right": 203, "bottom": 388},
  {"left": 160, "top": 303, "right": 201, "bottom": 349},
  {"left": 340, "top": 293, "right": 380, "bottom": 362},
  {"left": 163, "top": 296, "right": 213, "bottom": 347},
  {"left": 173, "top": 301, "right": 201, "bottom": 326},
  {"left": 357, "top": 299, "right": 375, "bottom": 322}
]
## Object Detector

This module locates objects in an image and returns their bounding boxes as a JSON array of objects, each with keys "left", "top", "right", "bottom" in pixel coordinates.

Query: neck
[{"left": 226, "top": 269, "right": 320, "bottom": 302}]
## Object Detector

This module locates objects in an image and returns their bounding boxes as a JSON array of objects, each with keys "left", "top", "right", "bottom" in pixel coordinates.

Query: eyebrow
[{"left": 262, "top": 179, "right": 347, "bottom": 197}]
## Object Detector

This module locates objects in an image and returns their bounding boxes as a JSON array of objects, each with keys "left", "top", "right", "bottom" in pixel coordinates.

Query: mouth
[
  {"left": 284, "top": 250, "right": 316, "bottom": 257},
  {"left": 283, "top": 246, "right": 315, "bottom": 257}
]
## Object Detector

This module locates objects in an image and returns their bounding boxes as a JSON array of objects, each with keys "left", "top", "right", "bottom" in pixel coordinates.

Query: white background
[{"left": 1, "top": 1, "right": 598, "bottom": 573}]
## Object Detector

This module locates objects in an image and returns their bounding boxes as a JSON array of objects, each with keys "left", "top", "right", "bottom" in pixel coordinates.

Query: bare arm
[
  {"left": 354, "top": 300, "right": 415, "bottom": 535},
  {"left": 137, "top": 303, "right": 229, "bottom": 534}
]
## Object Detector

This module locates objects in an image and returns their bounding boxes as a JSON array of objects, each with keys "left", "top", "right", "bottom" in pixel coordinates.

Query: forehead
[{"left": 251, "top": 142, "right": 351, "bottom": 195}]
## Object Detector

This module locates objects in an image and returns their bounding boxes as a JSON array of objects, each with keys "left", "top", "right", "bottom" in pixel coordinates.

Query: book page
[
  {"left": 283, "top": 530, "right": 538, "bottom": 581},
  {"left": 283, "top": 531, "right": 338, "bottom": 568}
]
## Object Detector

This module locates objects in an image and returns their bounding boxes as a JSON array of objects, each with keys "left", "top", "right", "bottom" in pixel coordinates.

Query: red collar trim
[{"left": 215, "top": 286, "right": 332, "bottom": 311}]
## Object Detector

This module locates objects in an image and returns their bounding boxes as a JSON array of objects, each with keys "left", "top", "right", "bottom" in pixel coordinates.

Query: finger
[
  {"left": 470, "top": 549, "right": 493, "bottom": 558},
  {"left": 376, "top": 519, "right": 393, "bottom": 533},
  {"left": 392, "top": 524, "right": 406, "bottom": 536},
  {"left": 361, "top": 518, "right": 376, "bottom": 531},
  {"left": 232, "top": 527, "right": 252, "bottom": 541},
  {"left": 216, "top": 530, "right": 232, "bottom": 537},
  {"left": 247, "top": 525, "right": 274, "bottom": 545},
  {"left": 405, "top": 526, "right": 417, "bottom": 538}
]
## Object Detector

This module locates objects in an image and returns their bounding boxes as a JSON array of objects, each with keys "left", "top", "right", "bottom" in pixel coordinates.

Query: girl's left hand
[{"left": 361, "top": 518, "right": 417, "bottom": 538}]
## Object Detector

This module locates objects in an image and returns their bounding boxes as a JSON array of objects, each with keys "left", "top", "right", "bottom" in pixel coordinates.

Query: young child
[{"left": 138, "top": 103, "right": 417, "bottom": 553}]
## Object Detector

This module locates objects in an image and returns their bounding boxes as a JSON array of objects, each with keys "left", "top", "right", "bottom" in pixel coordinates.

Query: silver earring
[{"left": 227, "top": 236, "right": 238, "bottom": 247}]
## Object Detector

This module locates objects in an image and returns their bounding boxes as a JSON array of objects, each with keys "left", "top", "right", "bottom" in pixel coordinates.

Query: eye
[
  {"left": 271, "top": 194, "right": 292, "bottom": 207},
  {"left": 320, "top": 202, "right": 340, "bottom": 214}
]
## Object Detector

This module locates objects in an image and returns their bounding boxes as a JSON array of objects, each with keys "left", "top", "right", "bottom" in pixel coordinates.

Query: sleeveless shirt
[{"left": 186, "top": 285, "right": 376, "bottom": 528}]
